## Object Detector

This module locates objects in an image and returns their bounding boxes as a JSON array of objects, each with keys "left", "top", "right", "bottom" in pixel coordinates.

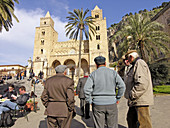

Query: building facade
[
  {"left": 30, "top": 6, "right": 109, "bottom": 79},
  {"left": 0, "top": 64, "right": 26, "bottom": 76}
]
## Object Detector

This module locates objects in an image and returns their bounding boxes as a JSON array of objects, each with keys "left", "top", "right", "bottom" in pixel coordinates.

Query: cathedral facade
[{"left": 28, "top": 6, "right": 109, "bottom": 79}]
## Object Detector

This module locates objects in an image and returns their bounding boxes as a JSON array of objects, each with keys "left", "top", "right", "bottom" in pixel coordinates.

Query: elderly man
[
  {"left": 124, "top": 50, "right": 154, "bottom": 128},
  {"left": 84, "top": 56, "right": 125, "bottom": 128},
  {"left": 76, "top": 72, "right": 90, "bottom": 119},
  {"left": 41, "top": 65, "right": 75, "bottom": 128}
]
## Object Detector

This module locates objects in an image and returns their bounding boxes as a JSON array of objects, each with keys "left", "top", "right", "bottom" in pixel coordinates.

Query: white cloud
[
  {"left": 0, "top": 7, "right": 69, "bottom": 65},
  {"left": 52, "top": 16, "right": 68, "bottom": 41},
  {"left": 0, "top": 8, "right": 44, "bottom": 47}
]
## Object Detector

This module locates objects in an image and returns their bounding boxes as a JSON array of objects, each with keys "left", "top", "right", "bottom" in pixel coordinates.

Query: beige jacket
[{"left": 124, "top": 58, "right": 154, "bottom": 106}]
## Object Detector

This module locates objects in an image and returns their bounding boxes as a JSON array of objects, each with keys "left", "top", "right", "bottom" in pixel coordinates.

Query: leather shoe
[{"left": 85, "top": 116, "right": 90, "bottom": 119}]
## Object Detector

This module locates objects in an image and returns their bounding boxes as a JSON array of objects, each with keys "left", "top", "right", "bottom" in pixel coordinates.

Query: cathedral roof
[
  {"left": 94, "top": 5, "right": 100, "bottom": 10},
  {"left": 45, "top": 11, "right": 51, "bottom": 17}
]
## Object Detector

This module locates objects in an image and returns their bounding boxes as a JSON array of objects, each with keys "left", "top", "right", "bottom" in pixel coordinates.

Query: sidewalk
[{"left": 2, "top": 78, "right": 170, "bottom": 128}]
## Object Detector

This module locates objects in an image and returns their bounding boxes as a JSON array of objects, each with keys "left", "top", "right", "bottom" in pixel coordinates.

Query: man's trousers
[
  {"left": 47, "top": 111, "right": 73, "bottom": 128},
  {"left": 80, "top": 98, "right": 90, "bottom": 118},
  {"left": 127, "top": 106, "right": 152, "bottom": 128},
  {"left": 0, "top": 100, "right": 19, "bottom": 115},
  {"left": 92, "top": 103, "right": 118, "bottom": 128}
]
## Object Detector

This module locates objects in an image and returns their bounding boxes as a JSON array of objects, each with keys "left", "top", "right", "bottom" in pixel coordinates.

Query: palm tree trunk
[
  {"left": 78, "top": 29, "right": 83, "bottom": 79},
  {"left": 112, "top": 42, "right": 118, "bottom": 58},
  {"left": 139, "top": 40, "right": 146, "bottom": 61}
]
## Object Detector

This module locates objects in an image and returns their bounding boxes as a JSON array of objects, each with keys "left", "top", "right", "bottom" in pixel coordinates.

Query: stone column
[
  {"left": 43, "top": 59, "right": 48, "bottom": 79},
  {"left": 27, "top": 57, "right": 32, "bottom": 77}
]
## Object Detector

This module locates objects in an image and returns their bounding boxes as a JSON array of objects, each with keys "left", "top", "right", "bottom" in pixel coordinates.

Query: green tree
[
  {"left": 0, "top": 0, "right": 19, "bottom": 32},
  {"left": 111, "top": 13, "right": 170, "bottom": 62},
  {"left": 149, "top": 63, "right": 169, "bottom": 85},
  {"left": 65, "top": 8, "right": 96, "bottom": 78}
]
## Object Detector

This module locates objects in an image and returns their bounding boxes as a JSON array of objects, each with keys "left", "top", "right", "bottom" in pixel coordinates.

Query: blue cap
[{"left": 94, "top": 56, "right": 106, "bottom": 65}]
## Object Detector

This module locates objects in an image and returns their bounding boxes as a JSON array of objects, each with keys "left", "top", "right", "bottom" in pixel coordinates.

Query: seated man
[
  {"left": 0, "top": 86, "right": 29, "bottom": 120},
  {"left": 0, "top": 84, "right": 17, "bottom": 102}
]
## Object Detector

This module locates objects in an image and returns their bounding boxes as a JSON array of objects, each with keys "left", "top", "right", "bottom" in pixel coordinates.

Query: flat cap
[
  {"left": 94, "top": 56, "right": 106, "bottom": 65},
  {"left": 125, "top": 50, "right": 137, "bottom": 57},
  {"left": 122, "top": 55, "right": 126, "bottom": 60},
  {"left": 55, "top": 65, "right": 67, "bottom": 73}
]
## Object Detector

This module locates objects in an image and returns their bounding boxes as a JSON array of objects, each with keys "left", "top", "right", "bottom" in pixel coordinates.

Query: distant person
[
  {"left": 24, "top": 70, "right": 27, "bottom": 77},
  {"left": 41, "top": 65, "right": 75, "bottom": 128},
  {"left": 124, "top": 50, "right": 154, "bottom": 128},
  {"left": 0, "top": 86, "right": 29, "bottom": 120},
  {"left": 84, "top": 56, "right": 125, "bottom": 128},
  {"left": 19, "top": 72, "right": 22, "bottom": 80},
  {"left": 21, "top": 71, "right": 24, "bottom": 80},
  {"left": 0, "top": 84, "right": 17, "bottom": 102},
  {"left": 0, "top": 77, "right": 4, "bottom": 84},
  {"left": 76, "top": 72, "right": 90, "bottom": 119},
  {"left": 38, "top": 71, "right": 44, "bottom": 79},
  {"left": 16, "top": 73, "right": 19, "bottom": 80}
]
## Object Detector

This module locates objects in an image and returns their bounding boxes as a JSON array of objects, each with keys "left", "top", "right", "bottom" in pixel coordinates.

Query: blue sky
[{"left": 0, "top": 0, "right": 169, "bottom": 66}]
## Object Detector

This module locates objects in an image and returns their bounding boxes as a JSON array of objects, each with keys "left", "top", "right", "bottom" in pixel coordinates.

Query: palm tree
[
  {"left": 65, "top": 8, "right": 96, "bottom": 78},
  {"left": 0, "top": 0, "right": 19, "bottom": 32},
  {"left": 111, "top": 13, "right": 170, "bottom": 62}
]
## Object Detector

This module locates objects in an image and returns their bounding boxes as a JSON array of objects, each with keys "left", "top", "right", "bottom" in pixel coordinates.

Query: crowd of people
[
  {"left": 0, "top": 50, "right": 154, "bottom": 128},
  {"left": 41, "top": 50, "right": 154, "bottom": 128}
]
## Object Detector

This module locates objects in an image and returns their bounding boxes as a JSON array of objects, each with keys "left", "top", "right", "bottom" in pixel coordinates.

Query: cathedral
[{"left": 28, "top": 5, "right": 109, "bottom": 79}]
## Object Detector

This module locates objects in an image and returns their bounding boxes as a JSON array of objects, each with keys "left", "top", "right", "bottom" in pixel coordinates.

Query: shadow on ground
[{"left": 39, "top": 118, "right": 48, "bottom": 128}]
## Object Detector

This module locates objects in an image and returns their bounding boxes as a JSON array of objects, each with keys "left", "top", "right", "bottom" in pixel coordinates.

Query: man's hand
[
  {"left": 0, "top": 95, "right": 2, "bottom": 98},
  {"left": 11, "top": 95, "right": 17, "bottom": 100},
  {"left": 13, "top": 97, "right": 17, "bottom": 100}
]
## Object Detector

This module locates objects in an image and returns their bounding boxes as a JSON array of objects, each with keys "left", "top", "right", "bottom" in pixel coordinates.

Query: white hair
[
  {"left": 128, "top": 52, "right": 139, "bottom": 58},
  {"left": 84, "top": 72, "right": 89, "bottom": 76}
]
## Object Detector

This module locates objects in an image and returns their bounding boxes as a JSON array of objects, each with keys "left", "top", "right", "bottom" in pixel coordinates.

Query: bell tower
[
  {"left": 33, "top": 11, "right": 58, "bottom": 76},
  {"left": 89, "top": 5, "right": 109, "bottom": 72}
]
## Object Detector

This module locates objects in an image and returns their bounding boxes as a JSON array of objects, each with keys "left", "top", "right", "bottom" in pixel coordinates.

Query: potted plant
[{"left": 25, "top": 99, "right": 38, "bottom": 111}]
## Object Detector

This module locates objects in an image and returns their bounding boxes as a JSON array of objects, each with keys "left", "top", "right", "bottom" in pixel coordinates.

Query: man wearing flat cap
[
  {"left": 41, "top": 65, "right": 75, "bottom": 128},
  {"left": 124, "top": 50, "right": 154, "bottom": 128},
  {"left": 84, "top": 56, "right": 125, "bottom": 128}
]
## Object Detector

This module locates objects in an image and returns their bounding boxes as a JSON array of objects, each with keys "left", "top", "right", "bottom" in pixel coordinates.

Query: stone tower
[
  {"left": 33, "top": 11, "right": 58, "bottom": 77},
  {"left": 89, "top": 5, "right": 109, "bottom": 72},
  {"left": 32, "top": 6, "right": 109, "bottom": 79}
]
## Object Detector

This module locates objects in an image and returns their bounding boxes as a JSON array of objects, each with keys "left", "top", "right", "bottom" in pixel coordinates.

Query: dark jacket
[
  {"left": 76, "top": 77, "right": 88, "bottom": 99},
  {"left": 2, "top": 90, "right": 17, "bottom": 102},
  {"left": 41, "top": 73, "right": 75, "bottom": 117},
  {"left": 16, "top": 93, "right": 29, "bottom": 106}
]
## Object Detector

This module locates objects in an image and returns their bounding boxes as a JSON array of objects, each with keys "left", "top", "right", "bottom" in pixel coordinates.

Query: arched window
[
  {"left": 41, "top": 39, "right": 44, "bottom": 45},
  {"left": 96, "top": 26, "right": 100, "bottom": 30},
  {"left": 41, "top": 49, "right": 43, "bottom": 54},
  {"left": 95, "top": 15, "right": 99, "bottom": 18},
  {"left": 42, "top": 30, "right": 45, "bottom": 35},
  {"left": 96, "top": 35, "right": 100, "bottom": 40},
  {"left": 97, "top": 44, "right": 100, "bottom": 49}
]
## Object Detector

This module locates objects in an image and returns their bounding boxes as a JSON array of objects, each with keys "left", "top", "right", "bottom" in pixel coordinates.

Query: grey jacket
[
  {"left": 16, "top": 93, "right": 29, "bottom": 106},
  {"left": 76, "top": 77, "right": 88, "bottom": 99},
  {"left": 84, "top": 66, "right": 125, "bottom": 105},
  {"left": 124, "top": 58, "right": 154, "bottom": 106}
]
